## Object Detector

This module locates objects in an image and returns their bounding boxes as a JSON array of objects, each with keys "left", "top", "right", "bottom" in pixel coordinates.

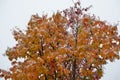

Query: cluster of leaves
[{"left": 0, "top": 1, "right": 120, "bottom": 80}]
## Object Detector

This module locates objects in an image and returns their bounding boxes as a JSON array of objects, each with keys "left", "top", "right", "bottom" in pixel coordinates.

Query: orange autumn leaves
[{"left": 0, "top": 1, "right": 120, "bottom": 80}]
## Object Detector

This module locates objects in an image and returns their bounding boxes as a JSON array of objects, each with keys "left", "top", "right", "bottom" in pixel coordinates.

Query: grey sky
[{"left": 0, "top": 0, "right": 120, "bottom": 80}]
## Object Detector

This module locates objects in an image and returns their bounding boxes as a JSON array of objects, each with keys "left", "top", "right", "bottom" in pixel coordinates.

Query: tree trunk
[
  {"left": 72, "top": 58, "right": 76, "bottom": 80},
  {"left": 45, "top": 74, "right": 47, "bottom": 80},
  {"left": 54, "top": 71, "right": 57, "bottom": 80}
]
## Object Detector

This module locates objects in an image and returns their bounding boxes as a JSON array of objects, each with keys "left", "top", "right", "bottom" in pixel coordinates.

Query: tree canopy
[{"left": 0, "top": 1, "right": 120, "bottom": 80}]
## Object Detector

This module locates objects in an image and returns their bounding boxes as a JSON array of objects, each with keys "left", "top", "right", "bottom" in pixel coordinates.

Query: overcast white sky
[{"left": 0, "top": 0, "right": 120, "bottom": 80}]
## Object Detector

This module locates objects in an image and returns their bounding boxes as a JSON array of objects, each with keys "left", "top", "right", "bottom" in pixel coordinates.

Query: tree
[{"left": 0, "top": 1, "right": 120, "bottom": 80}]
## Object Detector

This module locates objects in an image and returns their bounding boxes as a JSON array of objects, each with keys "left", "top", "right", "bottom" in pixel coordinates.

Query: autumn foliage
[{"left": 0, "top": 1, "right": 120, "bottom": 80}]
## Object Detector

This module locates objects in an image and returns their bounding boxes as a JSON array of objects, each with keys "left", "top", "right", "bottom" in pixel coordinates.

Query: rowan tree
[{"left": 0, "top": 1, "right": 120, "bottom": 80}]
